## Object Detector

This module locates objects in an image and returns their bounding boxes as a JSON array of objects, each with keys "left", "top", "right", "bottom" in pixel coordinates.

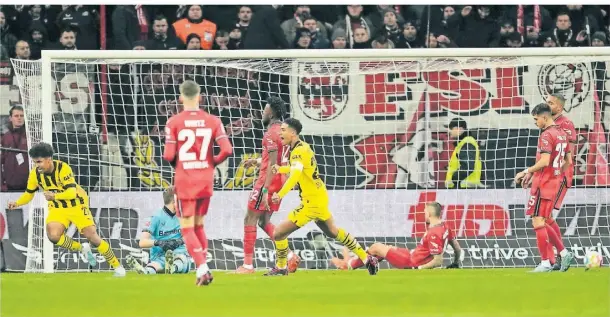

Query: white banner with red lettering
[
  {"left": 290, "top": 61, "right": 609, "bottom": 135},
  {"left": 2, "top": 188, "right": 609, "bottom": 241}
]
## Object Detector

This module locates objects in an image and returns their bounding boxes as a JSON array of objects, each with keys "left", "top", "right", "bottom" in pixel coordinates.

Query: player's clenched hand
[
  {"left": 271, "top": 164, "right": 280, "bottom": 174},
  {"left": 521, "top": 173, "right": 533, "bottom": 189},
  {"left": 43, "top": 191, "right": 55, "bottom": 201},
  {"left": 514, "top": 170, "right": 527, "bottom": 185},
  {"left": 271, "top": 192, "right": 280, "bottom": 204},
  {"left": 7, "top": 201, "right": 17, "bottom": 210},
  {"left": 243, "top": 158, "right": 259, "bottom": 168}
]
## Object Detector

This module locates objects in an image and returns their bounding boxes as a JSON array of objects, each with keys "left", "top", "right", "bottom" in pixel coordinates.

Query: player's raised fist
[
  {"left": 271, "top": 164, "right": 280, "bottom": 174},
  {"left": 7, "top": 201, "right": 17, "bottom": 210},
  {"left": 271, "top": 192, "right": 280, "bottom": 204},
  {"left": 43, "top": 191, "right": 55, "bottom": 201}
]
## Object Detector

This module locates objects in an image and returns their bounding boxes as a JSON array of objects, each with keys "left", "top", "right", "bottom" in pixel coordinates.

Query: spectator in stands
[
  {"left": 133, "top": 40, "right": 146, "bottom": 50},
  {"left": 27, "top": 24, "right": 48, "bottom": 59},
  {"left": 294, "top": 29, "right": 312, "bottom": 49},
  {"left": 428, "top": 5, "right": 457, "bottom": 37},
  {"left": 334, "top": 5, "right": 375, "bottom": 49},
  {"left": 53, "top": 27, "right": 76, "bottom": 50},
  {"left": 540, "top": 12, "right": 581, "bottom": 47},
  {"left": 371, "top": 35, "right": 394, "bottom": 48},
  {"left": 503, "top": 32, "right": 523, "bottom": 48},
  {"left": 379, "top": 8, "right": 402, "bottom": 46},
  {"left": 447, "top": 5, "right": 499, "bottom": 48},
  {"left": 592, "top": 31, "right": 608, "bottom": 46},
  {"left": 18, "top": 5, "right": 58, "bottom": 42},
  {"left": 229, "top": 27, "right": 243, "bottom": 49},
  {"left": 243, "top": 5, "right": 288, "bottom": 49},
  {"left": 564, "top": 5, "right": 600, "bottom": 35},
  {"left": 396, "top": 21, "right": 423, "bottom": 48},
  {"left": 14, "top": 40, "right": 30, "bottom": 60},
  {"left": 281, "top": 6, "right": 328, "bottom": 45},
  {"left": 173, "top": 5, "right": 216, "bottom": 50},
  {"left": 331, "top": 28, "right": 347, "bottom": 49},
  {"left": 213, "top": 30, "right": 233, "bottom": 50},
  {"left": 145, "top": 15, "right": 182, "bottom": 50},
  {"left": 1, "top": 106, "right": 28, "bottom": 192},
  {"left": 445, "top": 117, "right": 484, "bottom": 189},
  {"left": 112, "top": 5, "right": 151, "bottom": 50},
  {"left": 185, "top": 33, "right": 202, "bottom": 50},
  {"left": 351, "top": 26, "right": 371, "bottom": 49},
  {"left": 504, "top": 5, "right": 553, "bottom": 44},
  {"left": 0, "top": 43, "right": 7, "bottom": 60},
  {"left": 367, "top": 5, "right": 404, "bottom": 32},
  {"left": 0, "top": 11, "right": 18, "bottom": 58},
  {"left": 57, "top": 5, "right": 99, "bottom": 50},
  {"left": 303, "top": 16, "right": 329, "bottom": 49},
  {"left": 236, "top": 5, "right": 251, "bottom": 39}
]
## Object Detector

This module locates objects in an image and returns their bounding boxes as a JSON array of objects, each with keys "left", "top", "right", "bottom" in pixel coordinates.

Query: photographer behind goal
[{"left": 126, "top": 187, "right": 191, "bottom": 274}]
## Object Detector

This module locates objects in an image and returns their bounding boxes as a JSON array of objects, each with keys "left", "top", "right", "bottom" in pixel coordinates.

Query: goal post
[{"left": 9, "top": 47, "right": 610, "bottom": 273}]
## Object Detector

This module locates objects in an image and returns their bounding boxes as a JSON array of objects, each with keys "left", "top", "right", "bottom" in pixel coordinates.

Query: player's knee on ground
[
  {"left": 80, "top": 226, "right": 102, "bottom": 246},
  {"left": 46, "top": 224, "right": 65, "bottom": 243},
  {"left": 532, "top": 216, "right": 546, "bottom": 228}
]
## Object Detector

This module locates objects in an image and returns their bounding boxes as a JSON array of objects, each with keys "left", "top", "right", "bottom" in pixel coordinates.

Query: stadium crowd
[{"left": 1, "top": 4, "right": 609, "bottom": 192}]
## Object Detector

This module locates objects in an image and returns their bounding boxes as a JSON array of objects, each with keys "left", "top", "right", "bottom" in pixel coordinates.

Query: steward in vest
[
  {"left": 173, "top": 5, "right": 217, "bottom": 50},
  {"left": 445, "top": 118, "right": 484, "bottom": 189}
]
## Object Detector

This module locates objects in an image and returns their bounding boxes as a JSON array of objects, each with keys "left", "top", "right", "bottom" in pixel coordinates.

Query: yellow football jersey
[
  {"left": 24, "top": 160, "right": 88, "bottom": 209},
  {"left": 283, "top": 140, "right": 327, "bottom": 200}
]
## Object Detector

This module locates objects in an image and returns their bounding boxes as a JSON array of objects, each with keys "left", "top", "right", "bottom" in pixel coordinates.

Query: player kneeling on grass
[
  {"left": 7, "top": 143, "right": 126, "bottom": 276},
  {"left": 332, "top": 202, "right": 462, "bottom": 270},
  {"left": 126, "top": 187, "right": 191, "bottom": 274}
]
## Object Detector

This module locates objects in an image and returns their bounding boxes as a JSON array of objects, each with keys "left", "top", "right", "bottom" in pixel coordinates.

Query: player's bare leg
[
  {"left": 81, "top": 225, "right": 125, "bottom": 277},
  {"left": 316, "top": 217, "right": 378, "bottom": 275},
  {"left": 531, "top": 216, "right": 553, "bottom": 273},
  {"left": 180, "top": 215, "right": 212, "bottom": 286},
  {"left": 264, "top": 219, "right": 299, "bottom": 276}
]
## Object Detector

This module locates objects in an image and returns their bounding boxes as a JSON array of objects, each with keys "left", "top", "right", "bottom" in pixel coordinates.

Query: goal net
[{"left": 8, "top": 48, "right": 610, "bottom": 273}]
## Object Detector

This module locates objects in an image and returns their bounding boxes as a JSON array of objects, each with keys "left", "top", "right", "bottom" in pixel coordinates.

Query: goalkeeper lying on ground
[{"left": 126, "top": 187, "right": 191, "bottom": 274}]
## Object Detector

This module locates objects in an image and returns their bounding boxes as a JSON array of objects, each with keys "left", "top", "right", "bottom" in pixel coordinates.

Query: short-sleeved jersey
[
  {"left": 531, "top": 125, "right": 568, "bottom": 199},
  {"left": 254, "top": 122, "right": 288, "bottom": 192},
  {"left": 554, "top": 114, "right": 577, "bottom": 187},
  {"left": 288, "top": 141, "right": 327, "bottom": 200},
  {"left": 410, "top": 223, "right": 455, "bottom": 267},
  {"left": 164, "top": 109, "right": 228, "bottom": 199},
  {"left": 25, "top": 160, "right": 88, "bottom": 209},
  {"left": 142, "top": 207, "right": 187, "bottom": 259}
]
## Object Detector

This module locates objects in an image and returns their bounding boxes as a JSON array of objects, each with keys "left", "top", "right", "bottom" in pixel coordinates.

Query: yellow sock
[
  {"left": 275, "top": 239, "right": 289, "bottom": 269},
  {"left": 56, "top": 234, "right": 82, "bottom": 252},
  {"left": 97, "top": 240, "right": 121, "bottom": 269},
  {"left": 336, "top": 228, "right": 368, "bottom": 262}
]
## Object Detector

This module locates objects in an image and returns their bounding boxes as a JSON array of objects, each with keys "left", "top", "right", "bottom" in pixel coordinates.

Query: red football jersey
[
  {"left": 164, "top": 109, "right": 227, "bottom": 199},
  {"left": 531, "top": 125, "right": 568, "bottom": 200},
  {"left": 554, "top": 114, "right": 576, "bottom": 187},
  {"left": 254, "top": 122, "right": 288, "bottom": 192},
  {"left": 410, "top": 223, "right": 454, "bottom": 267}
]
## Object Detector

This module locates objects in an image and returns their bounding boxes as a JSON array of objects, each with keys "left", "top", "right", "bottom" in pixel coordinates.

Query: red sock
[
  {"left": 243, "top": 225, "right": 257, "bottom": 266},
  {"left": 547, "top": 244, "right": 556, "bottom": 264},
  {"left": 182, "top": 227, "right": 205, "bottom": 266},
  {"left": 263, "top": 223, "right": 275, "bottom": 239},
  {"left": 534, "top": 226, "right": 550, "bottom": 261},
  {"left": 194, "top": 225, "right": 208, "bottom": 263},
  {"left": 545, "top": 219, "right": 564, "bottom": 253}
]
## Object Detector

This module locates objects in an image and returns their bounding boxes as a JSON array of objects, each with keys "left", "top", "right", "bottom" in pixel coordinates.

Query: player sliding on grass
[
  {"left": 265, "top": 118, "right": 379, "bottom": 276},
  {"left": 126, "top": 187, "right": 191, "bottom": 275},
  {"left": 236, "top": 97, "right": 300, "bottom": 274},
  {"left": 163, "top": 80, "right": 233, "bottom": 286},
  {"left": 7, "top": 143, "right": 125, "bottom": 276},
  {"left": 515, "top": 103, "right": 574, "bottom": 273},
  {"left": 332, "top": 202, "right": 462, "bottom": 270}
]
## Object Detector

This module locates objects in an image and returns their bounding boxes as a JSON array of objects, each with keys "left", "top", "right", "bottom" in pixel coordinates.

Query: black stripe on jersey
[
  {"left": 533, "top": 190, "right": 542, "bottom": 217},
  {"left": 64, "top": 183, "right": 76, "bottom": 189},
  {"left": 26, "top": 188, "right": 37, "bottom": 193},
  {"left": 254, "top": 189, "right": 264, "bottom": 210},
  {"left": 68, "top": 199, "right": 77, "bottom": 207},
  {"left": 51, "top": 161, "right": 60, "bottom": 187}
]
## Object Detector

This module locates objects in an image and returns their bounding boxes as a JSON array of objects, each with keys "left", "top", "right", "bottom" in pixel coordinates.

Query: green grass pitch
[{"left": 2, "top": 269, "right": 609, "bottom": 317}]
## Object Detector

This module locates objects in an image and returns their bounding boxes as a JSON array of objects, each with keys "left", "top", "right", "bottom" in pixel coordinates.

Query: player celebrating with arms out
[
  {"left": 163, "top": 80, "right": 233, "bottom": 286},
  {"left": 126, "top": 187, "right": 191, "bottom": 275},
  {"left": 515, "top": 103, "right": 574, "bottom": 272},
  {"left": 236, "top": 96, "right": 300, "bottom": 274},
  {"left": 7, "top": 143, "right": 125, "bottom": 276},
  {"left": 332, "top": 202, "right": 462, "bottom": 270},
  {"left": 266, "top": 118, "right": 378, "bottom": 276}
]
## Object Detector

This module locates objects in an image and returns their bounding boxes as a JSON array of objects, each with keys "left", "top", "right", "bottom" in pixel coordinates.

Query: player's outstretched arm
[
  {"left": 9, "top": 170, "right": 39, "bottom": 209},
  {"left": 276, "top": 159, "right": 303, "bottom": 199}
]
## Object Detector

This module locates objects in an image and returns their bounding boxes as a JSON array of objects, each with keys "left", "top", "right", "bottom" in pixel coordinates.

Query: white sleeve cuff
[{"left": 290, "top": 162, "right": 303, "bottom": 171}]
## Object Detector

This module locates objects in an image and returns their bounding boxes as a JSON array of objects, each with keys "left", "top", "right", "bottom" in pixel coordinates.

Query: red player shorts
[
  {"left": 526, "top": 190, "right": 553, "bottom": 218},
  {"left": 175, "top": 197, "right": 211, "bottom": 218},
  {"left": 553, "top": 177, "right": 569, "bottom": 210},
  {"left": 385, "top": 248, "right": 415, "bottom": 269},
  {"left": 247, "top": 186, "right": 281, "bottom": 213}
]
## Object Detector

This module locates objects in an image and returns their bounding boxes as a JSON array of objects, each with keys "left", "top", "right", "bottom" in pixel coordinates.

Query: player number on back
[
  {"left": 178, "top": 128, "right": 212, "bottom": 169},
  {"left": 552, "top": 142, "right": 567, "bottom": 169}
]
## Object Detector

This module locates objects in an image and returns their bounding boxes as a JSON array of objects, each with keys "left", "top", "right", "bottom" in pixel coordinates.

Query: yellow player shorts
[
  {"left": 46, "top": 205, "right": 95, "bottom": 231},
  {"left": 288, "top": 196, "right": 332, "bottom": 227}
]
